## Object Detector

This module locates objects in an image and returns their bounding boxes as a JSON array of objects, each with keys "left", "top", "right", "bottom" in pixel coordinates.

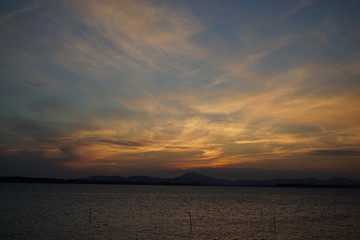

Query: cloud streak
[
  {"left": 0, "top": 0, "right": 49, "bottom": 24},
  {"left": 310, "top": 149, "right": 360, "bottom": 157},
  {"left": 59, "top": 0, "right": 204, "bottom": 73}
]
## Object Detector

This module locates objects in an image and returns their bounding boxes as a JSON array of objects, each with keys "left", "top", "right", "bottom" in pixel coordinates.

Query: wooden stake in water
[
  {"left": 260, "top": 208, "right": 263, "bottom": 220},
  {"left": 272, "top": 213, "right": 276, "bottom": 231},
  {"left": 189, "top": 210, "right": 193, "bottom": 233},
  {"left": 89, "top": 205, "right": 92, "bottom": 225}
]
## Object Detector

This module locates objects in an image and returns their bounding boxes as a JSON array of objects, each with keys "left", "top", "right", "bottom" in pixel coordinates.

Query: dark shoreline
[{"left": 1, "top": 176, "right": 359, "bottom": 189}]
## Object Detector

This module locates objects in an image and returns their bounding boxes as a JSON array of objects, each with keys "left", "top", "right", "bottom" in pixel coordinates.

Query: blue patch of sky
[
  {"left": 251, "top": 0, "right": 360, "bottom": 77},
  {"left": 0, "top": 0, "right": 32, "bottom": 16},
  {"left": 253, "top": 42, "right": 305, "bottom": 77}
]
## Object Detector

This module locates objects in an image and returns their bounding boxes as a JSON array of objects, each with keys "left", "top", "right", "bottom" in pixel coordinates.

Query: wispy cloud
[
  {"left": 310, "top": 149, "right": 360, "bottom": 157},
  {"left": 0, "top": 0, "right": 49, "bottom": 24},
  {"left": 60, "top": 0, "right": 204, "bottom": 72},
  {"left": 209, "top": 35, "right": 293, "bottom": 87},
  {"left": 282, "top": 0, "right": 318, "bottom": 20}
]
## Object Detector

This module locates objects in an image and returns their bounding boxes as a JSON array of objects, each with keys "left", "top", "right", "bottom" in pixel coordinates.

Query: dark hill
[
  {"left": 171, "top": 172, "right": 232, "bottom": 185},
  {"left": 1, "top": 173, "right": 359, "bottom": 187}
]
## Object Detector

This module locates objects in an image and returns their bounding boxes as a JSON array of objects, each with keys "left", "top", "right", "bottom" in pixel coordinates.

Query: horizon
[
  {"left": 1, "top": 0, "right": 360, "bottom": 180},
  {"left": 2, "top": 168, "right": 360, "bottom": 182},
  {"left": 3, "top": 170, "right": 360, "bottom": 182}
]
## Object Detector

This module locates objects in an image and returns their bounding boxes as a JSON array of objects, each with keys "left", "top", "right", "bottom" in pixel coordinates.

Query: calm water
[{"left": 0, "top": 183, "right": 359, "bottom": 240}]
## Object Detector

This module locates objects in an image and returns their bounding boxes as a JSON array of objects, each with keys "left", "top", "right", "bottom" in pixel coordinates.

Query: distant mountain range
[
  {"left": 1, "top": 172, "right": 359, "bottom": 187},
  {"left": 77, "top": 172, "right": 360, "bottom": 187}
]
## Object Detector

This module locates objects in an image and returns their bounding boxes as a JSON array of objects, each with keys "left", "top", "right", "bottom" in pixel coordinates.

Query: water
[{"left": 0, "top": 183, "right": 359, "bottom": 240}]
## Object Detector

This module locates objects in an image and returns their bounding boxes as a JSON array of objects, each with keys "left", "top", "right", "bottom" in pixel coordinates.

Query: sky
[{"left": 1, "top": 0, "right": 360, "bottom": 180}]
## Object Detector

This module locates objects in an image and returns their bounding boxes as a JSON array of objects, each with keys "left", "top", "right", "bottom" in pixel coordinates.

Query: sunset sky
[{"left": 1, "top": 0, "right": 360, "bottom": 180}]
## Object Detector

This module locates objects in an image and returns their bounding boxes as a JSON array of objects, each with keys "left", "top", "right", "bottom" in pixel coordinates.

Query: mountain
[
  {"left": 326, "top": 177, "right": 360, "bottom": 185},
  {"left": 78, "top": 172, "right": 231, "bottom": 185},
  {"left": 126, "top": 176, "right": 170, "bottom": 184},
  {"left": 77, "top": 175, "right": 126, "bottom": 182},
  {"left": 170, "top": 172, "right": 233, "bottom": 185},
  {"left": 1, "top": 173, "right": 359, "bottom": 187},
  {"left": 77, "top": 172, "right": 360, "bottom": 187}
]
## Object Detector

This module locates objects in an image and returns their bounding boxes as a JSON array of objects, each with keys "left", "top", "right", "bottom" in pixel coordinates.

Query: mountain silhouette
[
  {"left": 77, "top": 172, "right": 360, "bottom": 187},
  {"left": 1, "top": 173, "right": 359, "bottom": 187},
  {"left": 77, "top": 175, "right": 126, "bottom": 181},
  {"left": 171, "top": 172, "right": 232, "bottom": 185}
]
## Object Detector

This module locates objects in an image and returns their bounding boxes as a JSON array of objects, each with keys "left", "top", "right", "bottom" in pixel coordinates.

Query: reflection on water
[{"left": 1, "top": 183, "right": 359, "bottom": 240}]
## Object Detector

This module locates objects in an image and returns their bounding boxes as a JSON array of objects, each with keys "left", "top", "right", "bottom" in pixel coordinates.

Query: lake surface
[{"left": 0, "top": 183, "right": 359, "bottom": 240}]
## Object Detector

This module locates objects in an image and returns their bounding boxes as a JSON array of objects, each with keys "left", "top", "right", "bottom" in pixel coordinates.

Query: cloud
[
  {"left": 5, "top": 57, "right": 359, "bottom": 173},
  {"left": 272, "top": 123, "right": 322, "bottom": 136},
  {"left": 58, "top": 0, "right": 204, "bottom": 73},
  {"left": 310, "top": 149, "right": 360, "bottom": 157},
  {"left": 282, "top": 0, "right": 318, "bottom": 20},
  {"left": 27, "top": 97, "right": 69, "bottom": 114},
  {"left": 99, "top": 140, "right": 144, "bottom": 147},
  {"left": 7, "top": 117, "right": 58, "bottom": 141},
  {"left": 208, "top": 35, "right": 293, "bottom": 87},
  {"left": 0, "top": 0, "right": 49, "bottom": 24},
  {"left": 0, "top": 145, "right": 128, "bottom": 178}
]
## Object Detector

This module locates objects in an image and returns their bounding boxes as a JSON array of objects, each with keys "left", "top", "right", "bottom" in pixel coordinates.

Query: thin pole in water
[
  {"left": 89, "top": 205, "right": 92, "bottom": 225},
  {"left": 189, "top": 210, "right": 193, "bottom": 233},
  {"left": 272, "top": 213, "right": 276, "bottom": 231}
]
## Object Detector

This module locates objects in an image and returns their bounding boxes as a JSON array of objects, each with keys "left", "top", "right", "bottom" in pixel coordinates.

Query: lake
[{"left": 0, "top": 183, "right": 359, "bottom": 240}]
